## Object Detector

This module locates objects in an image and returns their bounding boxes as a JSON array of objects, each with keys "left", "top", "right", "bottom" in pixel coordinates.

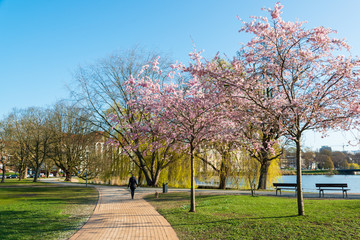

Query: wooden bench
[
  {"left": 273, "top": 183, "right": 297, "bottom": 196},
  {"left": 315, "top": 183, "right": 350, "bottom": 198}
]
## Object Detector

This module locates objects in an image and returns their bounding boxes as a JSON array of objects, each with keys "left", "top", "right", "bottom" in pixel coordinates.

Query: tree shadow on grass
[
  {"left": 144, "top": 192, "right": 226, "bottom": 203},
  {"left": 170, "top": 214, "right": 299, "bottom": 227},
  {"left": 1, "top": 186, "right": 97, "bottom": 205},
  {"left": 0, "top": 210, "right": 79, "bottom": 239},
  {"left": 23, "top": 197, "right": 98, "bottom": 207},
  {"left": 0, "top": 186, "right": 92, "bottom": 193}
]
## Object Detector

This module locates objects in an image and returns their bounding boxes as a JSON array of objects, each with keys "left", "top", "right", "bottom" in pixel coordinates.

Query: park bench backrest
[
  {"left": 273, "top": 183, "right": 297, "bottom": 187},
  {"left": 316, "top": 183, "right": 347, "bottom": 188}
]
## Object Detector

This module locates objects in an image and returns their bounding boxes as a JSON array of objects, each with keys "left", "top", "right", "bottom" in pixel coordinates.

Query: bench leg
[
  {"left": 343, "top": 190, "right": 348, "bottom": 198},
  {"left": 276, "top": 189, "right": 281, "bottom": 196}
]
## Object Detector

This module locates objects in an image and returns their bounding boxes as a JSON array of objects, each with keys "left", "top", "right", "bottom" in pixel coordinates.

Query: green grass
[
  {"left": 0, "top": 180, "right": 98, "bottom": 240},
  {"left": 0, "top": 179, "right": 40, "bottom": 185},
  {"left": 145, "top": 192, "right": 360, "bottom": 239}
]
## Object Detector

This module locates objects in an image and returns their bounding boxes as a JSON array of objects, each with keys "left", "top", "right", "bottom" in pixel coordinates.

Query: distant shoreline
[{"left": 282, "top": 170, "right": 358, "bottom": 175}]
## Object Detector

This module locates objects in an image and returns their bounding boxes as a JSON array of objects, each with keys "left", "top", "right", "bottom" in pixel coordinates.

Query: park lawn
[
  {"left": 145, "top": 192, "right": 360, "bottom": 240},
  {"left": 0, "top": 180, "right": 98, "bottom": 240}
]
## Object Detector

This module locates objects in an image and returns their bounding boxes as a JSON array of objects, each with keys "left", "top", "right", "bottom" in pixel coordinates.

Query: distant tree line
[{"left": 283, "top": 147, "right": 360, "bottom": 170}]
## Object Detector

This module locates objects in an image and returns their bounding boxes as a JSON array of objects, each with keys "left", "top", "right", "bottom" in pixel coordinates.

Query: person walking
[{"left": 128, "top": 173, "right": 138, "bottom": 199}]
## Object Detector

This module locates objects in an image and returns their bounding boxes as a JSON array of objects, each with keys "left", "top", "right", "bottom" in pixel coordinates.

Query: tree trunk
[
  {"left": 143, "top": 172, "right": 157, "bottom": 186},
  {"left": 152, "top": 170, "right": 161, "bottom": 187},
  {"left": 250, "top": 187, "right": 255, "bottom": 197},
  {"left": 24, "top": 167, "right": 28, "bottom": 179},
  {"left": 257, "top": 161, "right": 269, "bottom": 190},
  {"left": 137, "top": 168, "right": 143, "bottom": 186},
  {"left": 219, "top": 161, "right": 227, "bottom": 189},
  {"left": 19, "top": 168, "right": 26, "bottom": 181},
  {"left": 219, "top": 171, "right": 227, "bottom": 189},
  {"left": 296, "top": 136, "right": 305, "bottom": 216},
  {"left": 18, "top": 171, "right": 24, "bottom": 181},
  {"left": 65, "top": 170, "right": 72, "bottom": 182},
  {"left": 219, "top": 154, "right": 229, "bottom": 189},
  {"left": 189, "top": 141, "right": 196, "bottom": 212},
  {"left": 135, "top": 150, "right": 157, "bottom": 187},
  {"left": 33, "top": 168, "right": 39, "bottom": 182}
]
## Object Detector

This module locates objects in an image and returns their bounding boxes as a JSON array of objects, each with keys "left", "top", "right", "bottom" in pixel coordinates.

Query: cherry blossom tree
[
  {"left": 227, "top": 3, "right": 360, "bottom": 215},
  {"left": 227, "top": 97, "right": 283, "bottom": 190},
  {"left": 188, "top": 57, "right": 284, "bottom": 191},
  {"left": 125, "top": 54, "right": 226, "bottom": 212},
  {"left": 188, "top": 2, "right": 360, "bottom": 216},
  {"left": 243, "top": 3, "right": 360, "bottom": 215}
]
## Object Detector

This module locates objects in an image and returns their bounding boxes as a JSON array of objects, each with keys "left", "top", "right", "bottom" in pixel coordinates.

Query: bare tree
[
  {"left": 2, "top": 112, "right": 30, "bottom": 180},
  {"left": 49, "top": 102, "right": 97, "bottom": 181},
  {"left": 18, "top": 108, "right": 53, "bottom": 182},
  {"left": 0, "top": 117, "right": 15, "bottom": 182},
  {"left": 71, "top": 48, "right": 177, "bottom": 186}
]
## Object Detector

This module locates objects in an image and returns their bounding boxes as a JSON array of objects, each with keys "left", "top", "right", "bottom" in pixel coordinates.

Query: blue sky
[{"left": 1, "top": 0, "right": 360, "bottom": 151}]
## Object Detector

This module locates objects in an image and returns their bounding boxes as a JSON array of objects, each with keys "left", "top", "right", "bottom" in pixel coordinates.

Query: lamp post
[{"left": 85, "top": 149, "right": 89, "bottom": 187}]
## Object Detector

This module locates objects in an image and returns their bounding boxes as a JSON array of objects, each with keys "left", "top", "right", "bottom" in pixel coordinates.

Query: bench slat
[
  {"left": 316, "top": 183, "right": 347, "bottom": 188},
  {"left": 273, "top": 183, "right": 297, "bottom": 187}
]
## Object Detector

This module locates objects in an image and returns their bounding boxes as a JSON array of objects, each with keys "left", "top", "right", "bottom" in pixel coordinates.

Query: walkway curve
[{"left": 69, "top": 185, "right": 178, "bottom": 240}]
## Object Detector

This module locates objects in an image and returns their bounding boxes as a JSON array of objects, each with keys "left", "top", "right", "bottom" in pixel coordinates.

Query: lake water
[
  {"left": 197, "top": 175, "right": 360, "bottom": 193},
  {"left": 275, "top": 175, "right": 360, "bottom": 193}
]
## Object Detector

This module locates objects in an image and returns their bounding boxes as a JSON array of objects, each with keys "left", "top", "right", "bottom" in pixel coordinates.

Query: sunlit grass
[
  {"left": 145, "top": 192, "right": 360, "bottom": 239},
  {"left": 0, "top": 180, "right": 98, "bottom": 240}
]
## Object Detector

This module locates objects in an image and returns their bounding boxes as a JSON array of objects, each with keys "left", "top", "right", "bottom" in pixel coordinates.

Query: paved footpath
[
  {"left": 69, "top": 185, "right": 179, "bottom": 240},
  {"left": 43, "top": 179, "right": 360, "bottom": 240}
]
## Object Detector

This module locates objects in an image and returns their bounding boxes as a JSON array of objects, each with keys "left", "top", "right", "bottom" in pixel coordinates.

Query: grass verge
[
  {"left": 0, "top": 179, "right": 98, "bottom": 240},
  {"left": 145, "top": 192, "right": 360, "bottom": 239}
]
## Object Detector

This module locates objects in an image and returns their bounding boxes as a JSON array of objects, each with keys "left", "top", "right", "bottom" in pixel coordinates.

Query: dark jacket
[{"left": 128, "top": 176, "right": 138, "bottom": 189}]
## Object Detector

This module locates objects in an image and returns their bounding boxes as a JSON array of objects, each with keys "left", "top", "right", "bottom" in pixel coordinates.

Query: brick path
[{"left": 69, "top": 186, "right": 178, "bottom": 240}]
